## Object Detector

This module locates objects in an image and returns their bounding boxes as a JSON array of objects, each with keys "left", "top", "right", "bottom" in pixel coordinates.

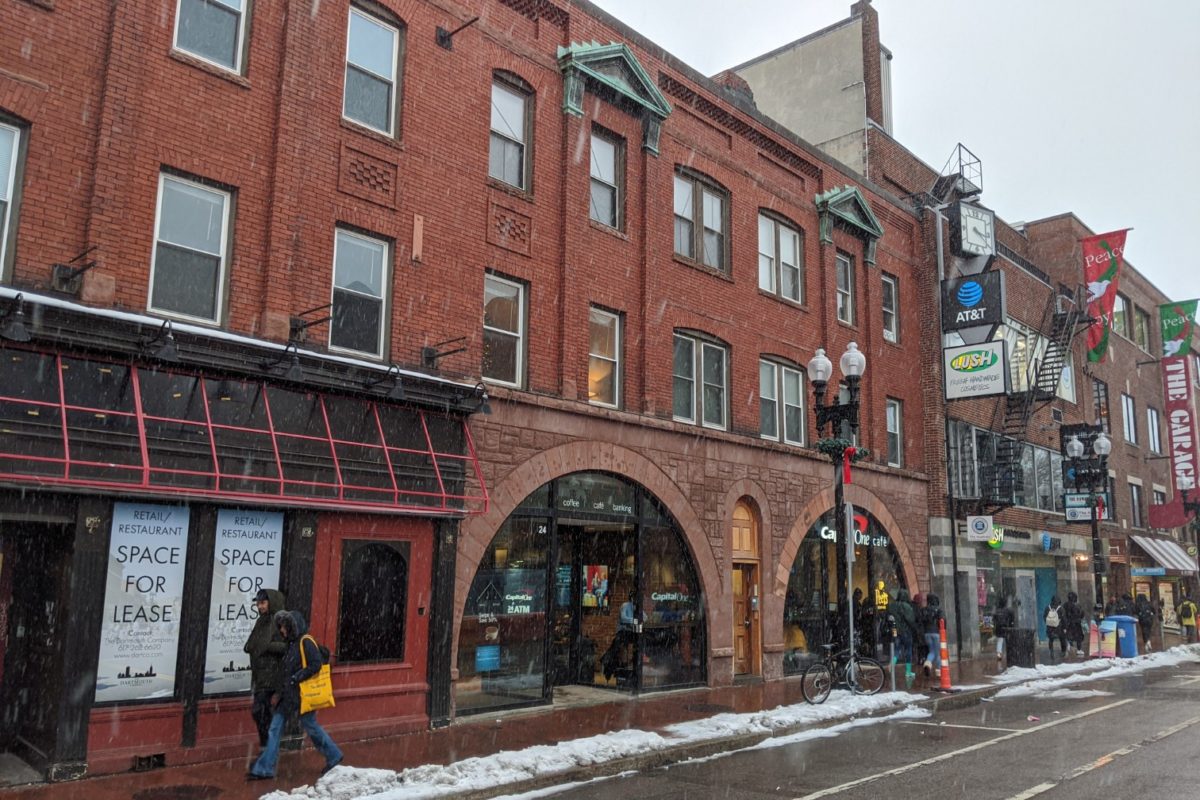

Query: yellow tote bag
[{"left": 298, "top": 634, "right": 335, "bottom": 714}]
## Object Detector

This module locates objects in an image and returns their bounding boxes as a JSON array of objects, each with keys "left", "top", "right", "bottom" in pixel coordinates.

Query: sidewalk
[{"left": 0, "top": 650, "right": 1149, "bottom": 800}]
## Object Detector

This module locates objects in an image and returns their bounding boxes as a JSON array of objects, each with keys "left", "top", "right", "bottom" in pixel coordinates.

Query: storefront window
[
  {"left": 336, "top": 540, "right": 409, "bottom": 663},
  {"left": 782, "top": 509, "right": 907, "bottom": 674},
  {"left": 457, "top": 516, "right": 550, "bottom": 712},
  {"left": 641, "top": 523, "right": 704, "bottom": 689},
  {"left": 457, "top": 472, "right": 705, "bottom": 713}
]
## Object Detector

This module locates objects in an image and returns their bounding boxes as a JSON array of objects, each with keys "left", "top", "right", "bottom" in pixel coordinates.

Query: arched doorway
[
  {"left": 456, "top": 472, "right": 706, "bottom": 713},
  {"left": 731, "top": 499, "right": 760, "bottom": 676},
  {"left": 782, "top": 509, "right": 908, "bottom": 674}
]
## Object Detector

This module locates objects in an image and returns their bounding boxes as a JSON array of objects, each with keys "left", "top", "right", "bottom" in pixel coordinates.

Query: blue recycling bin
[{"left": 1108, "top": 615, "right": 1139, "bottom": 658}]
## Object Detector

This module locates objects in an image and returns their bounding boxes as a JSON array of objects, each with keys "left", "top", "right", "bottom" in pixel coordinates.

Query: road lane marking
[
  {"left": 1001, "top": 713, "right": 1200, "bottom": 799},
  {"left": 900, "top": 721, "right": 1017, "bottom": 732},
  {"left": 792, "top": 699, "right": 1134, "bottom": 800}
]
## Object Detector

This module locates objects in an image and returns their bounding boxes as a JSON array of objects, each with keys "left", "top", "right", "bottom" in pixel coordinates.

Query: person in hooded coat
[
  {"left": 1062, "top": 592, "right": 1085, "bottom": 657},
  {"left": 243, "top": 588, "right": 287, "bottom": 747},
  {"left": 917, "top": 593, "right": 944, "bottom": 676},
  {"left": 1043, "top": 595, "right": 1066, "bottom": 660},
  {"left": 992, "top": 596, "right": 1015, "bottom": 664},
  {"left": 891, "top": 588, "right": 918, "bottom": 685},
  {"left": 1134, "top": 594, "right": 1159, "bottom": 651},
  {"left": 248, "top": 610, "right": 343, "bottom": 781}
]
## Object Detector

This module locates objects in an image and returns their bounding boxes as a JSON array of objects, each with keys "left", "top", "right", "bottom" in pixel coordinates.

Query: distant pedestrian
[
  {"left": 243, "top": 588, "right": 287, "bottom": 747},
  {"left": 1177, "top": 594, "right": 1198, "bottom": 644},
  {"left": 1134, "top": 594, "right": 1159, "bottom": 651},
  {"left": 918, "top": 593, "right": 944, "bottom": 676},
  {"left": 247, "top": 611, "right": 343, "bottom": 781},
  {"left": 1043, "top": 596, "right": 1067, "bottom": 660},
  {"left": 993, "top": 597, "right": 1015, "bottom": 664},
  {"left": 891, "top": 589, "right": 918, "bottom": 686},
  {"left": 1113, "top": 593, "right": 1136, "bottom": 617},
  {"left": 1063, "top": 592, "right": 1085, "bottom": 657}
]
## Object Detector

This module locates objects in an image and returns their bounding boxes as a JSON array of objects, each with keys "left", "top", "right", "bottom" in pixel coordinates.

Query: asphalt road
[{"left": 526, "top": 662, "right": 1200, "bottom": 799}]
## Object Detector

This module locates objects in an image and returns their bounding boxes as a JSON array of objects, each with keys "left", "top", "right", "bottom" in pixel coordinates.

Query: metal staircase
[{"left": 980, "top": 287, "right": 1087, "bottom": 508}]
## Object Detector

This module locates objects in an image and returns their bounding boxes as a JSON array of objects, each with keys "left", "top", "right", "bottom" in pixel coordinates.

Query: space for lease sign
[
  {"left": 95, "top": 503, "right": 190, "bottom": 703},
  {"left": 944, "top": 341, "right": 1009, "bottom": 400}
]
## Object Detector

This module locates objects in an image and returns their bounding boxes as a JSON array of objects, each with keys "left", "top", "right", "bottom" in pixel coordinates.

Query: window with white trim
[
  {"left": 489, "top": 78, "right": 531, "bottom": 190},
  {"left": 759, "top": 360, "right": 804, "bottom": 445},
  {"left": 1129, "top": 481, "right": 1144, "bottom": 528},
  {"left": 835, "top": 252, "right": 855, "bottom": 325},
  {"left": 343, "top": 8, "right": 401, "bottom": 135},
  {"left": 1133, "top": 306, "right": 1151, "bottom": 351},
  {"left": 1121, "top": 393, "right": 1137, "bottom": 445},
  {"left": 1111, "top": 293, "right": 1130, "bottom": 338},
  {"left": 673, "top": 171, "right": 727, "bottom": 272},
  {"left": 757, "top": 214, "right": 802, "bottom": 302},
  {"left": 0, "top": 122, "right": 20, "bottom": 277},
  {"left": 589, "top": 131, "right": 622, "bottom": 229},
  {"left": 149, "top": 173, "right": 231, "bottom": 323},
  {"left": 673, "top": 333, "right": 726, "bottom": 429},
  {"left": 881, "top": 273, "right": 899, "bottom": 343},
  {"left": 1147, "top": 406, "right": 1162, "bottom": 454},
  {"left": 173, "top": 0, "right": 249, "bottom": 73},
  {"left": 482, "top": 274, "right": 525, "bottom": 387},
  {"left": 587, "top": 307, "right": 620, "bottom": 407},
  {"left": 330, "top": 229, "right": 389, "bottom": 358},
  {"left": 885, "top": 397, "right": 903, "bottom": 467}
]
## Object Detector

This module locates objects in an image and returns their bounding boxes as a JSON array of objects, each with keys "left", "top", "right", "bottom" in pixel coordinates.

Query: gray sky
[{"left": 588, "top": 0, "right": 1200, "bottom": 306}]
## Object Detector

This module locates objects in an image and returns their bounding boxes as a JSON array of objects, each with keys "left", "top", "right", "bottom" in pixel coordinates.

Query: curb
[{"left": 453, "top": 683, "right": 1005, "bottom": 799}]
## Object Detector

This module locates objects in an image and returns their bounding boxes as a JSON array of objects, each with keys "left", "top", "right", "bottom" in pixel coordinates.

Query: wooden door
[{"left": 731, "top": 501, "right": 760, "bottom": 676}]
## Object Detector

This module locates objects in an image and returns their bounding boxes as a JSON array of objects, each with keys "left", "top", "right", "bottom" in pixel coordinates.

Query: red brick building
[
  {"left": 0, "top": 0, "right": 932, "bottom": 780},
  {"left": 733, "top": 0, "right": 1198, "bottom": 657}
]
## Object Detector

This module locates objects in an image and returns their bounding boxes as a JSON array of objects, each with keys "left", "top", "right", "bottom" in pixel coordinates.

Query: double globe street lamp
[
  {"left": 1065, "top": 429, "right": 1112, "bottom": 617},
  {"left": 807, "top": 342, "right": 867, "bottom": 653}
]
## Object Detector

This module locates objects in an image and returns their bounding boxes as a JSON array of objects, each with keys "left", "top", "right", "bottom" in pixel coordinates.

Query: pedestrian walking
[
  {"left": 247, "top": 610, "right": 343, "bottom": 782},
  {"left": 1113, "top": 593, "right": 1136, "bottom": 617},
  {"left": 993, "top": 596, "right": 1015, "bottom": 664},
  {"left": 918, "top": 593, "right": 944, "bottom": 676},
  {"left": 1177, "top": 594, "right": 1198, "bottom": 644},
  {"left": 243, "top": 588, "right": 287, "bottom": 747},
  {"left": 891, "top": 588, "right": 918, "bottom": 686},
  {"left": 1134, "top": 594, "right": 1159, "bottom": 651},
  {"left": 1062, "top": 592, "right": 1085, "bottom": 657},
  {"left": 1043, "top": 596, "right": 1067, "bottom": 660}
]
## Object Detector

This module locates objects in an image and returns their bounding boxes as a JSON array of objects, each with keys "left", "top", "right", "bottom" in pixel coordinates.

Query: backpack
[
  {"left": 1045, "top": 606, "right": 1061, "bottom": 628},
  {"left": 1181, "top": 601, "right": 1196, "bottom": 624}
]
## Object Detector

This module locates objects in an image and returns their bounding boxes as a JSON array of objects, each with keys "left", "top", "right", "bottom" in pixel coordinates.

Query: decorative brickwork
[{"left": 338, "top": 145, "right": 398, "bottom": 209}]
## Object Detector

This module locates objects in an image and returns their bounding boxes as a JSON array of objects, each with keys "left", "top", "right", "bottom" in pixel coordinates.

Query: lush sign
[
  {"left": 944, "top": 341, "right": 1008, "bottom": 400},
  {"left": 95, "top": 503, "right": 190, "bottom": 703}
]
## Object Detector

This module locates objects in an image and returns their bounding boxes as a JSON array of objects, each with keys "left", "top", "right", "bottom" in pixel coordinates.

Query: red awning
[{"left": 0, "top": 349, "right": 488, "bottom": 515}]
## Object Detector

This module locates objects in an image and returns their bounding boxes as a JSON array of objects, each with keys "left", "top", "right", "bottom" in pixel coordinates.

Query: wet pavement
[{"left": 0, "top": 653, "right": 1089, "bottom": 800}]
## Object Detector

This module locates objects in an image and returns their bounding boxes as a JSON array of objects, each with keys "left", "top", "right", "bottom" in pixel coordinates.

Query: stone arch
[
  {"left": 455, "top": 441, "right": 714, "bottom": 665},
  {"left": 773, "top": 484, "right": 919, "bottom": 597}
]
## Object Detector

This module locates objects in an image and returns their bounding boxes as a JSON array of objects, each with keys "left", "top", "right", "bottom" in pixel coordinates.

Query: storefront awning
[
  {"left": 0, "top": 349, "right": 489, "bottom": 515},
  {"left": 1129, "top": 535, "right": 1197, "bottom": 574}
]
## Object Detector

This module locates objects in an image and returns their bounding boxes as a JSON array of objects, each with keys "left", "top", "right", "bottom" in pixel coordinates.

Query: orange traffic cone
[
  {"left": 1087, "top": 621, "right": 1100, "bottom": 658},
  {"left": 936, "top": 618, "right": 954, "bottom": 692}
]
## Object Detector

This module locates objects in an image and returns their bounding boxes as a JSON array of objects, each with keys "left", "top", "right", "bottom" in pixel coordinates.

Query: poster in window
[
  {"left": 203, "top": 509, "right": 284, "bottom": 695},
  {"left": 95, "top": 503, "right": 190, "bottom": 703},
  {"left": 582, "top": 564, "right": 608, "bottom": 610}
]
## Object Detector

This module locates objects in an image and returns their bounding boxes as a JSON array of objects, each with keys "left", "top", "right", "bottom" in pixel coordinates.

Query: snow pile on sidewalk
[
  {"left": 259, "top": 690, "right": 924, "bottom": 800},
  {"left": 993, "top": 644, "right": 1200, "bottom": 699}
]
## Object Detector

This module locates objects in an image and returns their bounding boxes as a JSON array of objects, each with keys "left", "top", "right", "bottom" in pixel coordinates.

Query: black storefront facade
[
  {"left": 0, "top": 290, "right": 488, "bottom": 780},
  {"left": 455, "top": 472, "right": 706, "bottom": 713}
]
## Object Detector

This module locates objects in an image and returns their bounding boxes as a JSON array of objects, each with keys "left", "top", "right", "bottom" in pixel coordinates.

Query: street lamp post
[
  {"left": 807, "top": 343, "right": 867, "bottom": 654},
  {"left": 1065, "top": 429, "right": 1112, "bottom": 619}
]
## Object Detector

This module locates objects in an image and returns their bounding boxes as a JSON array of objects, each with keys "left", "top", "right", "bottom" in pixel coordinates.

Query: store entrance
[
  {"left": 551, "top": 521, "right": 638, "bottom": 690},
  {"left": 0, "top": 522, "right": 71, "bottom": 774}
]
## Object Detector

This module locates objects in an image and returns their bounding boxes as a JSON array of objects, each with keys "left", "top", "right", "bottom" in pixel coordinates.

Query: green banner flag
[{"left": 1160, "top": 299, "right": 1199, "bottom": 358}]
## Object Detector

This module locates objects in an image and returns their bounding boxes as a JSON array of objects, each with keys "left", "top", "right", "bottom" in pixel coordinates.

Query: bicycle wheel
[
  {"left": 801, "top": 662, "right": 833, "bottom": 704},
  {"left": 845, "top": 657, "right": 885, "bottom": 695}
]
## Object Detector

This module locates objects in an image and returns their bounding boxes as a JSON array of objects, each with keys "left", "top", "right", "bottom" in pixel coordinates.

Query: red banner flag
[{"left": 1082, "top": 230, "right": 1130, "bottom": 363}]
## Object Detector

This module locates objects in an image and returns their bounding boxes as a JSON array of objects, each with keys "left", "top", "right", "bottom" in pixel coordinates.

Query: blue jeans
[
  {"left": 924, "top": 633, "right": 942, "bottom": 669},
  {"left": 895, "top": 632, "right": 913, "bottom": 666},
  {"left": 250, "top": 710, "right": 342, "bottom": 777}
]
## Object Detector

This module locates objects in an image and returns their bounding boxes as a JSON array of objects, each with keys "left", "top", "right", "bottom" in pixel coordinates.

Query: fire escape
[{"left": 980, "top": 286, "right": 1088, "bottom": 509}]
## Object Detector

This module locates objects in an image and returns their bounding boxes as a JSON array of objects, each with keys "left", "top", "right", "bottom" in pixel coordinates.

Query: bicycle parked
[{"left": 800, "top": 643, "right": 886, "bottom": 704}]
